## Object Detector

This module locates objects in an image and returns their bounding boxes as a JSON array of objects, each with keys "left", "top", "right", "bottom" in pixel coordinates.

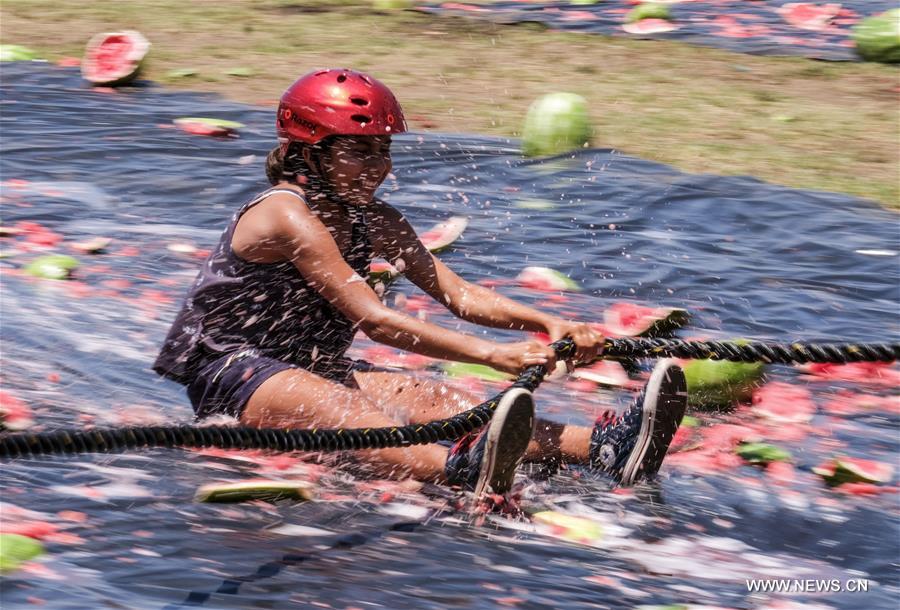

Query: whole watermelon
[{"left": 853, "top": 9, "right": 900, "bottom": 64}]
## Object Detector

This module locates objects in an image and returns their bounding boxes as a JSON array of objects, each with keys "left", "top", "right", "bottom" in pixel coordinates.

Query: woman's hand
[
  {"left": 488, "top": 340, "right": 558, "bottom": 376},
  {"left": 544, "top": 318, "right": 605, "bottom": 368}
]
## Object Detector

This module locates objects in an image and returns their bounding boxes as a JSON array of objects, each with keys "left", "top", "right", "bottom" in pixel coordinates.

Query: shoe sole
[
  {"left": 473, "top": 388, "right": 535, "bottom": 498},
  {"left": 619, "top": 360, "right": 687, "bottom": 486}
]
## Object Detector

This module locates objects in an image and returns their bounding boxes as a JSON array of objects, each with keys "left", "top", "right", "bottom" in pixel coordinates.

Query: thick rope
[{"left": 1, "top": 338, "right": 897, "bottom": 458}]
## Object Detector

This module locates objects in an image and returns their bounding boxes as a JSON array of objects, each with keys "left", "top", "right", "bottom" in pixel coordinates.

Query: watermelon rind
[
  {"left": 517, "top": 266, "right": 581, "bottom": 291},
  {"left": 852, "top": 9, "right": 900, "bottom": 64},
  {"left": 626, "top": 3, "right": 672, "bottom": 23},
  {"left": 521, "top": 93, "right": 593, "bottom": 158},
  {"left": 420, "top": 216, "right": 467, "bottom": 253},
  {"left": 23, "top": 254, "right": 80, "bottom": 280},
  {"left": 174, "top": 117, "right": 245, "bottom": 130},
  {"left": 0, "top": 534, "right": 45, "bottom": 573},
  {"left": 82, "top": 30, "right": 150, "bottom": 87},
  {"left": 0, "top": 45, "right": 40, "bottom": 62},
  {"left": 735, "top": 442, "right": 792, "bottom": 465},
  {"left": 441, "top": 361, "right": 512, "bottom": 382},
  {"left": 195, "top": 480, "right": 315, "bottom": 503},
  {"left": 682, "top": 358, "right": 765, "bottom": 410}
]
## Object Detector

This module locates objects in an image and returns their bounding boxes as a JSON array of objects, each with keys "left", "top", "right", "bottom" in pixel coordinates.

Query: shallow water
[{"left": 1, "top": 64, "right": 898, "bottom": 610}]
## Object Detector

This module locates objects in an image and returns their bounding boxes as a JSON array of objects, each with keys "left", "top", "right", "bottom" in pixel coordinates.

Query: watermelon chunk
[
  {"left": 0, "top": 534, "right": 44, "bottom": 573},
  {"left": 814, "top": 457, "right": 894, "bottom": 486},
  {"left": 752, "top": 382, "right": 815, "bottom": 424},
  {"left": 174, "top": 117, "right": 244, "bottom": 137},
  {"left": 195, "top": 479, "right": 315, "bottom": 503},
  {"left": 778, "top": 3, "right": 842, "bottom": 32},
  {"left": 735, "top": 442, "right": 792, "bottom": 465},
  {"left": 23, "top": 254, "right": 80, "bottom": 280},
  {"left": 516, "top": 266, "right": 580, "bottom": 292},
  {"left": 82, "top": 31, "right": 150, "bottom": 87},
  {"left": 682, "top": 358, "right": 765, "bottom": 410},
  {"left": 419, "top": 216, "right": 467, "bottom": 253},
  {"left": 601, "top": 302, "right": 689, "bottom": 337}
]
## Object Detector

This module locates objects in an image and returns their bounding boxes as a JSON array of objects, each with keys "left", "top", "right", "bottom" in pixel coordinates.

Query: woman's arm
[
  {"left": 247, "top": 195, "right": 556, "bottom": 374},
  {"left": 370, "top": 201, "right": 604, "bottom": 364}
]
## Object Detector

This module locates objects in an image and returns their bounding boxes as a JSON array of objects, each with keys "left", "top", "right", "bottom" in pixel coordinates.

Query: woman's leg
[
  {"left": 241, "top": 368, "right": 449, "bottom": 482},
  {"left": 353, "top": 371, "right": 593, "bottom": 464}
]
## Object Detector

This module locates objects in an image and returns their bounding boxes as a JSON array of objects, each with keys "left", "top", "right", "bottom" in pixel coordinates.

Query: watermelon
[
  {"left": 521, "top": 93, "right": 593, "bottom": 158},
  {"left": 81, "top": 31, "right": 150, "bottom": 87},
  {"left": 23, "top": 254, "right": 80, "bottom": 280},
  {"left": 532, "top": 510, "right": 603, "bottom": 545},
  {"left": 626, "top": 3, "right": 672, "bottom": 23},
  {"left": 622, "top": 18, "right": 679, "bottom": 35},
  {"left": 373, "top": 0, "right": 413, "bottom": 8},
  {"left": 516, "top": 266, "right": 581, "bottom": 292},
  {"left": 0, "top": 534, "right": 44, "bottom": 573},
  {"left": 735, "top": 442, "right": 792, "bottom": 465},
  {"left": 815, "top": 457, "right": 894, "bottom": 486},
  {"left": 0, "top": 45, "right": 40, "bottom": 62},
  {"left": 571, "top": 360, "right": 632, "bottom": 388},
  {"left": 71, "top": 236, "right": 112, "bottom": 254},
  {"left": 195, "top": 479, "right": 315, "bottom": 503},
  {"left": 778, "top": 3, "right": 841, "bottom": 32},
  {"left": 223, "top": 67, "right": 254, "bottom": 77},
  {"left": 751, "top": 382, "right": 815, "bottom": 424},
  {"left": 682, "top": 358, "right": 765, "bottom": 410},
  {"left": 420, "top": 216, "right": 467, "bottom": 253},
  {"left": 601, "top": 302, "right": 689, "bottom": 337},
  {"left": 0, "top": 390, "right": 34, "bottom": 431},
  {"left": 853, "top": 9, "right": 900, "bottom": 63},
  {"left": 441, "top": 361, "right": 512, "bottom": 382},
  {"left": 174, "top": 117, "right": 244, "bottom": 137}
]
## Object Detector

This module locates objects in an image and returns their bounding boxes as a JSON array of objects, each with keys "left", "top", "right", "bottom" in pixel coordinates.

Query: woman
[{"left": 154, "top": 69, "right": 686, "bottom": 499}]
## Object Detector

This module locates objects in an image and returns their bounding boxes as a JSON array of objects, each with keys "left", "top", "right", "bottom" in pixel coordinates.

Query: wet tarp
[
  {"left": 416, "top": 0, "right": 898, "bottom": 61},
  {"left": 1, "top": 63, "right": 899, "bottom": 610}
]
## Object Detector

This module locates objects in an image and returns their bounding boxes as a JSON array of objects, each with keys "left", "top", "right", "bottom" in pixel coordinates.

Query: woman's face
[{"left": 315, "top": 135, "right": 392, "bottom": 206}]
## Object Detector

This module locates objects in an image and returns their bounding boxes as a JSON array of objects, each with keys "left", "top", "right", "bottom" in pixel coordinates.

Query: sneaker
[
  {"left": 590, "top": 359, "right": 687, "bottom": 486},
  {"left": 445, "top": 388, "right": 535, "bottom": 498}
]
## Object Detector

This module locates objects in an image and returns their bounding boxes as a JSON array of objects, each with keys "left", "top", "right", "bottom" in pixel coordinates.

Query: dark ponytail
[
  {"left": 265, "top": 145, "right": 287, "bottom": 185},
  {"left": 265, "top": 138, "right": 336, "bottom": 188}
]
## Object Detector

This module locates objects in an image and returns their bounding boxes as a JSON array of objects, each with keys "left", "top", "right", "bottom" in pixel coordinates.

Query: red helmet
[{"left": 276, "top": 69, "right": 406, "bottom": 150}]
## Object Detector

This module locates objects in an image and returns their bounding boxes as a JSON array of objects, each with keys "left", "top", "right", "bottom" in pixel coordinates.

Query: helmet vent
[
  {"left": 336, "top": 74, "right": 347, "bottom": 83},
  {"left": 351, "top": 114, "right": 372, "bottom": 125},
  {"left": 350, "top": 97, "right": 369, "bottom": 106}
]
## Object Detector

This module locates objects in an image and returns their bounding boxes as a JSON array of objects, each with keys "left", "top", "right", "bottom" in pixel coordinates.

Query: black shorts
[{"left": 187, "top": 349, "right": 372, "bottom": 420}]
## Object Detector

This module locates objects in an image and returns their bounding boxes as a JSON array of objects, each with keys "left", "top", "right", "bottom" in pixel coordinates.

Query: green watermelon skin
[
  {"left": 683, "top": 359, "right": 765, "bottom": 410},
  {"left": 853, "top": 9, "right": 900, "bottom": 64},
  {"left": 521, "top": 93, "right": 593, "bottom": 158}
]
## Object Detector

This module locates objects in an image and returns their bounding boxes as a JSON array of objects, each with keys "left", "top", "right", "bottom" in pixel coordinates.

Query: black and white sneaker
[
  {"left": 445, "top": 387, "right": 535, "bottom": 498},
  {"left": 589, "top": 360, "right": 687, "bottom": 486}
]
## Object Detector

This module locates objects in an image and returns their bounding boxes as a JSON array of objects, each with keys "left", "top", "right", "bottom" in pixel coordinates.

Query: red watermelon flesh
[
  {"left": 751, "top": 382, "right": 816, "bottom": 424},
  {"left": 778, "top": 3, "right": 842, "bottom": 31},
  {"left": 622, "top": 18, "right": 679, "bottom": 35},
  {"left": 82, "top": 31, "right": 150, "bottom": 86},
  {"left": 799, "top": 361, "right": 900, "bottom": 386},
  {"left": 601, "top": 302, "right": 689, "bottom": 337},
  {"left": 835, "top": 457, "right": 894, "bottom": 484}
]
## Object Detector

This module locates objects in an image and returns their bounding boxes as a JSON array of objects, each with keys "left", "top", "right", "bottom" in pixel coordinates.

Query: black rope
[{"left": 1, "top": 338, "right": 897, "bottom": 458}]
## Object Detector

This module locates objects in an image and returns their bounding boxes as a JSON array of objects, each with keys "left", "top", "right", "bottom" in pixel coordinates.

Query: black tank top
[{"left": 153, "top": 188, "right": 373, "bottom": 385}]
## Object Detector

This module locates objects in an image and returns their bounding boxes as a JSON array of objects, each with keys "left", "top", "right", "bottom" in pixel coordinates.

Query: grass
[{"left": 2, "top": 0, "right": 898, "bottom": 207}]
